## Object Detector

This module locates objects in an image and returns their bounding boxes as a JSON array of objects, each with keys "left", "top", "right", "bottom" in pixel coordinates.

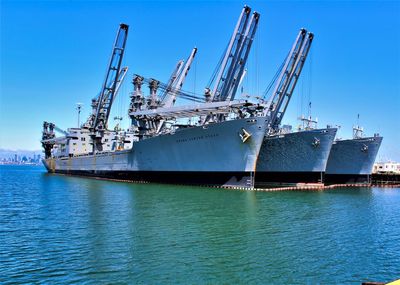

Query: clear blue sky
[{"left": 1, "top": 0, "right": 399, "bottom": 161}]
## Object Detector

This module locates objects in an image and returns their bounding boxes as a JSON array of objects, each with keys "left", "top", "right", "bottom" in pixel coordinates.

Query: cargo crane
[
  {"left": 204, "top": 5, "right": 252, "bottom": 102},
  {"left": 199, "top": 6, "right": 260, "bottom": 125},
  {"left": 88, "top": 23, "right": 129, "bottom": 152},
  {"left": 159, "top": 60, "right": 185, "bottom": 103},
  {"left": 128, "top": 6, "right": 265, "bottom": 139},
  {"left": 42, "top": 122, "right": 55, "bottom": 159},
  {"left": 129, "top": 47, "right": 198, "bottom": 113},
  {"left": 84, "top": 67, "right": 128, "bottom": 128},
  {"left": 41, "top": 64, "right": 127, "bottom": 158},
  {"left": 162, "top": 47, "right": 198, "bottom": 108},
  {"left": 41, "top": 122, "right": 76, "bottom": 157},
  {"left": 130, "top": 7, "right": 260, "bottom": 130},
  {"left": 147, "top": 79, "right": 160, "bottom": 109},
  {"left": 129, "top": 48, "right": 199, "bottom": 137},
  {"left": 153, "top": 47, "right": 198, "bottom": 134},
  {"left": 220, "top": 11, "right": 259, "bottom": 102},
  {"left": 262, "top": 29, "right": 314, "bottom": 134}
]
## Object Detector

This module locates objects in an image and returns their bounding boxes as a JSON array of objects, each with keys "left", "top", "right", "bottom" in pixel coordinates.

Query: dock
[
  {"left": 372, "top": 173, "right": 400, "bottom": 185},
  {"left": 224, "top": 183, "right": 400, "bottom": 191}
]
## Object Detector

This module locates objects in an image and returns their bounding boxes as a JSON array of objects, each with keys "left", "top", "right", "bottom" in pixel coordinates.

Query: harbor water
[{"left": 1, "top": 165, "right": 399, "bottom": 284}]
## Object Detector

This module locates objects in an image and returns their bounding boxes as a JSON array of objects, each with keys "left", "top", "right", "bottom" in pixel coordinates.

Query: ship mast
[{"left": 353, "top": 114, "right": 364, "bottom": 139}]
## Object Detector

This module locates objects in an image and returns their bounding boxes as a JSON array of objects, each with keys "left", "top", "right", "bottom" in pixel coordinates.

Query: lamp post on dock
[{"left": 76, "top": 103, "right": 83, "bottom": 128}]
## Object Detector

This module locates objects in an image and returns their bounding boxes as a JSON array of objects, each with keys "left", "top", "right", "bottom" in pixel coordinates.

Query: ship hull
[
  {"left": 51, "top": 170, "right": 254, "bottom": 187},
  {"left": 255, "top": 128, "right": 337, "bottom": 186},
  {"left": 325, "top": 136, "right": 383, "bottom": 184},
  {"left": 43, "top": 117, "right": 267, "bottom": 188}
]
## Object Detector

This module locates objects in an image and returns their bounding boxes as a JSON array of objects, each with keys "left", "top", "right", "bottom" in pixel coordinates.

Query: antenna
[
  {"left": 113, "top": 116, "right": 123, "bottom": 131},
  {"left": 353, "top": 114, "right": 363, "bottom": 139},
  {"left": 76, "top": 103, "right": 83, "bottom": 128}
]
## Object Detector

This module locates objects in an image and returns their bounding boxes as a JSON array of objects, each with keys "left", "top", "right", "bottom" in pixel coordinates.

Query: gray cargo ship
[
  {"left": 43, "top": 116, "right": 267, "bottom": 188},
  {"left": 253, "top": 29, "right": 337, "bottom": 185},
  {"left": 256, "top": 125, "right": 337, "bottom": 185},
  {"left": 325, "top": 126, "right": 383, "bottom": 184},
  {"left": 42, "top": 8, "right": 270, "bottom": 188}
]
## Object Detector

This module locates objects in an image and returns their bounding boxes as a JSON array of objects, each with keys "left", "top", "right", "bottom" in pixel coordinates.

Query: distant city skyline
[
  {"left": 0, "top": 149, "right": 42, "bottom": 165},
  {"left": 1, "top": 0, "right": 399, "bottom": 160}
]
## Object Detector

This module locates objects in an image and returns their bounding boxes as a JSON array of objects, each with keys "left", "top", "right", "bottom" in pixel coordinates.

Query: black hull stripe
[
  {"left": 255, "top": 172, "right": 373, "bottom": 185},
  {"left": 51, "top": 170, "right": 377, "bottom": 187},
  {"left": 53, "top": 170, "right": 254, "bottom": 188},
  {"left": 324, "top": 174, "right": 370, "bottom": 184},
  {"left": 255, "top": 171, "right": 324, "bottom": 185}
]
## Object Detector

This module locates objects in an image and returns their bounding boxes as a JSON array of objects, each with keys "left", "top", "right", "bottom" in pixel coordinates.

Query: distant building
[{"left": 373, "top": 161, "right": 400, "bottom": 174}]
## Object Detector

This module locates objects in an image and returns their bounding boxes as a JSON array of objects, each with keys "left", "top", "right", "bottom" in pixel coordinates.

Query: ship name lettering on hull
[{"left": 176, "top": 133, "right": 219, "bottom": 143}]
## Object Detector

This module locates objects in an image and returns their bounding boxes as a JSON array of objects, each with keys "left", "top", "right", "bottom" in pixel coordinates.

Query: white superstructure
[{"left": 373, "top": 161, "right": 400, "bottom": 174}]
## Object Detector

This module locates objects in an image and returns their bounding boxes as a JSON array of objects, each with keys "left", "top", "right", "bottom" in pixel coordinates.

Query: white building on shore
[{"left": 373, "top": 161, "right": 400, "bottom": 174}]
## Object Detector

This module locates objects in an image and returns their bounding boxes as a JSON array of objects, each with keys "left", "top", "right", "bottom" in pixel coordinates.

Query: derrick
[
  {"left": 89, "top": 24, "right": 129, "bottom": 151},
  {"left": 263, "top": 29, "right": 314, "bottom": 134}
]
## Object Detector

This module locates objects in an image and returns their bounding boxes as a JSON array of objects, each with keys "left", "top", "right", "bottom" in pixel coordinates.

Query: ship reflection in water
[{"left": 1, "top": 165, "right": 399, "bottom": 284}]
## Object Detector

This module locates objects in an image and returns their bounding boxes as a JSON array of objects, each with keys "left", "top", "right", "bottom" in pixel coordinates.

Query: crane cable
[
  {"left": 140, "top": 77, "right": 205, "bottom": 103},
  {"left": 262, "top": 53, "right": 287, "bottom": 99},
  {"left": 206, "top": 43, "right": 229, "bottom": 90}
]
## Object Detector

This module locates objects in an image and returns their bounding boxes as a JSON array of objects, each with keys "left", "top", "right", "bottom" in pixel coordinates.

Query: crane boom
[
  {"left": 96, "top": 66, "right": 129, "bottom": 113},
  {"left": 53, "top": 125, "right": 69, "bottom": 136},
  {"left": 92, "top": 24, "right": 129, "bottom": 136},
  {"left": 273, "top": 32, "right": 313, "bottom": 130},
  {"left": 160, "top": 60, "right": 185, "bottom": 102},
  {"left": 83, "top": 66, "right": 128, "bottom": 129},
  {"left": 263, "top": 29, "right": 313, "bottom": 133},
  {"left": 206, "top": 5, "right": 251, "bottom": 102},
  {"left": 222, "top": 11, "right": 260, "bottom": 102},
  {"left": 265, "top": 29, "right": 306, "bottom": 110},
  {"left": 162, "top": 47, "right": 198, "bottom": 108},
  {"left": 113, "top": 67, "right": 128, "bottom": 103},
  {"left": 89, "top": 23, "right": 129, "bottom": 151}
]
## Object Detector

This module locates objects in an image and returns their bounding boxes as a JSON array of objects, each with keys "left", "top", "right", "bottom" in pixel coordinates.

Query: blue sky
[{"left": 1, "top": 0, "right": 399, "bottom": 161}]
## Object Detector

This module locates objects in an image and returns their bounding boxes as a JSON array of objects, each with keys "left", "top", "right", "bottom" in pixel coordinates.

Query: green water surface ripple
[{"left": 0, "top": 165, "right": 399, "bottom": 284}]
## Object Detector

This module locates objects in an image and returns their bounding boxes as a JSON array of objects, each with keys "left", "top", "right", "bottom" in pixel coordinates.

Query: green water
[{"left": 1, "top": 165, "right": 399, "bottom": 284}]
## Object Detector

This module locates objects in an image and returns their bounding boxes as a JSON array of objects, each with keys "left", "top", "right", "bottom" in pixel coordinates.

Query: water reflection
[{"left": 1, "top": 166, "right": 399, "bottom": 284}]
